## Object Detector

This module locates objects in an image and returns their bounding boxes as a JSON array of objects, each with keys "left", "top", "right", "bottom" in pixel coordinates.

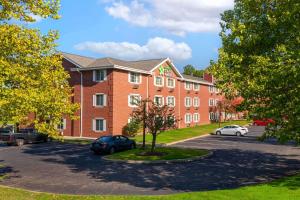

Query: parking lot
[{"left": 0, "top": 126, "right": 300, "bottom": 195}]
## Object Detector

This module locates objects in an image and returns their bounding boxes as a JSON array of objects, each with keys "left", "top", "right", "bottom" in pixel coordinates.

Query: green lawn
[
  {"left": 106, "top": 147, "right": 209, "bottom": 161},
  {"left": 133, "top": 120, "right": 251, "bottom": 144},
  {"left": 0, "top": 173, "right": 300, "bottom": 200}
]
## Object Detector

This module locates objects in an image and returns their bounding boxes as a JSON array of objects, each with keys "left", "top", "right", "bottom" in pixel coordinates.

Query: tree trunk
[{"left": 151, "top": 132, "right": 157, "bottom": 153}]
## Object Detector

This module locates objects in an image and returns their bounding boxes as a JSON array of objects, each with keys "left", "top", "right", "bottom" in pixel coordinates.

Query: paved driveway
[{"left": 0, "top": 126, "right": 300, "bottom": 195}]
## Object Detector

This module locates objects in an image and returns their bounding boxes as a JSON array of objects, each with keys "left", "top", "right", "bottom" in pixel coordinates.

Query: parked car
[
  {"left": 253, "top": 119, "right": 275, "bottom": 126},
  {"left": 215, "top": 125, "right": 249, "bottom": 136},
  {"left": 0, "top": 127, "right": 51, "bottom": 146},
  {"left": 90, "top": 135, "right": 136, "bottom": 154}
]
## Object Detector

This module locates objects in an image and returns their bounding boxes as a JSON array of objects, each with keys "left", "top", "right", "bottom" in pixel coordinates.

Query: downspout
[
  {"left": 178, "top": 79, "right": 181, "bottom": 128},
  {"left": 77, "top": 69, "right": 83, "bottom": 138}
]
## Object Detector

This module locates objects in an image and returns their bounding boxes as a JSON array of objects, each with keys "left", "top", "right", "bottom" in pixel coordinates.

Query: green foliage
[
  {"left": 209, "top": 0, "right": 300, "bottom": 143},
  {"left": 0, "top": 0, "right": 79, "bottom": 137},
  {"left": 183, "top": 64, "right": 205, "bottom": 78},
  {"left": 122, "top": 119, "right": 141, "bottom": 137}
]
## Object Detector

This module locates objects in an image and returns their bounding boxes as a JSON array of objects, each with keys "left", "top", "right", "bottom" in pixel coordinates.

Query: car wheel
[
  {"left": 216, "top": 131, "right": 221, "bottom": 135},
  {"left": 16, "top": 139, "right": 25, "bottom": 146},
  {"left": 109, "top": 147, "right": 115, "bottom": 154},
  {"left": 236, "top": 132, "right": 241, "bottom": 137}
]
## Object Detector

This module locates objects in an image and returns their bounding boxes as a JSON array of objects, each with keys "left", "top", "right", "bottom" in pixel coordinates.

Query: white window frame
[
  {"left": 193, "top": 113, "right": 200, "bottom": 123},
  {"left": 93, "top": 118, "right": 106, "bottom": 132},
  {"left": 209, "top": 85, "right": 214, "bottom": 93},
  {"left": 185, "top": 82, "right": 193, "bottom": 90},
  {"left": 57, "top": 118, "right": 66, "bottom": 130},
  {"left": 128, "top": 72, "right": 142, "bottom": 84},
  {"left": 154, "top": 95, "right": 164, "bottom": 107},
  {"left": 166, "top": 77, "right": 175, "bottom": 88},
  {"left": 185, "top": 97, "right": 192, "bottom": 107},
  {"left": 209, "top": 112, "right": 215, "bottom": 121},
  {"left": 185, "top": 113, "right": 192, "bottom": 124},
  {"left": 215, "top": 99, "right": 219, "bottom": 106},
  {"left": 93, "top": 93, "right": 107, "bottom": 107},
  {"left": 93, "top": 69, "right": 107, "bottom": 82},
  {"left": 209, "top": 98, "right": 214, "bottom": 106},
  {"left": 154, "top": 76, "right": 164, "bottom": 87},
  {"left": 193, "top": 97, "right": 200, "bottom": 107},
  {"left": 166, "top": 96, "right": 175, "bottom": 107},
  {"left": 128, "top": 94, "right": 141, "bottom": 108},
  {"left": 193, "top": 83, "right": 200, "bottom": 91}
]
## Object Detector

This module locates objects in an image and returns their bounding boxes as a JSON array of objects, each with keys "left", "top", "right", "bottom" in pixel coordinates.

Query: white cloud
[
  {"left": 104, "top": 0, "right": 234, "bottom": 36},
  {"left": 74, "top": 37, "right": 192, "bottom": 61},
  {"left": 28, "top": 14, "right": 43, "bottom": 23}
]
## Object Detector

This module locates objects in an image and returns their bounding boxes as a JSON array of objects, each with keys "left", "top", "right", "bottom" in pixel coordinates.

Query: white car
[{"left": 215, "top": 125, "right": 249, "bottom": 136}]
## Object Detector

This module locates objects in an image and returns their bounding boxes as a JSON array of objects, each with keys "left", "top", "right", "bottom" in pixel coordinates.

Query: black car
[
  {"left": 0, "top": 127, "right": 51, "bottom": 146},
  {"left": 90, "top": 135, "right": 136, "bottom": 154}
]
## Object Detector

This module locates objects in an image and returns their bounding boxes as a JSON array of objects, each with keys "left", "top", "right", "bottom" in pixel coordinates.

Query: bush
[{"left": 122, "top": 119, "right": 140, "bottom": 137}]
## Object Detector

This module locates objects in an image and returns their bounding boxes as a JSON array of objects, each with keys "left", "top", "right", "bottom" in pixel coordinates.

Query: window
[
  {"left": 128, "top": 72, "right": 141, "bottom": 84},
  {"left": 93, "top": 94, "right": 107, "bottom": 107},
  {"left": 193, "top": 97, "right": 200, "bottom": 107},
  {"left": 93, "top": 118, "right": 106, "bottom": 132},
  {"left": 154, "top": 95, "right": 164, "bottom": 106},
  {"left": 193, "top": 113, "right": 200, "bottom": 123},
  {"left": 185, "top": 97, "right": 192, "bottom": 107},
  {"left": 154, "top": 76, "right": 164, "bottom": 87},
  {"left": 209, "top": 112, "right": 215, "bottom": 120},
  {"left": 166, "top": 96, "right": 175, "bottom": 107},
  {"left": 185, "top": 82, "right": 192, "bottom": 90},
  {"left": 166, "top": 78, "right": 175, "bottom": 88},
  {"left": 57, "top": 118, "right": 66, "bottom": 130},
  {"left": 215, "top": 99, "right": 219, "bottom": 106},
  {"left": 194, "top": 83, "right": 200, "bottom": 91},
  {"left": 215, "top": 112, "right": 219, "bottom": 120},
  {"left": 128, "top": 94, "right": 141, "bottom": 107},
  {"left": 209, "top": 85, "right": 214, "bottom": 93},
  {"left": 209, "top": 98, "right": 214, "bottom": 106},
  {"left": 93, "top": 69, "right": 107, "bottom": 82},
  {"left": 185, "top": 113, "right": 192, "bottom": 124},
  {"left": 216, "top": 88, "right": 221, "bottom": 93}
]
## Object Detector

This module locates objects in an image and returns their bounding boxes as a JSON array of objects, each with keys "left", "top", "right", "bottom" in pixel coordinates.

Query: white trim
[
  {"left": 181, "top": 78, "right": 214, "bottom": 86},
  {"left": 193, "top": 113, "right": 200, "bottom": 123},
  {"left": 154, "top": 95, "right": 164, "bottom": 107},
  {"left": 93, "top": 118, "right": 106, "bottom": 132},
  {"left": 185, "top": 113, "right": 192, "bottom": 124},
  {"left": 209, "top": 85, "right": 215, "bottom": 93},
  {"left": 93, "top": 93, "right": 107, "bottom": 107},
  {"left": 193, "top": 97, "right": 200, "bottom": 107},
  {"left": 63, "top": 56, "right": 83, "bottom": 68},
  {"left": 185, "top": 81, "right": 193, "bottom": 90},
  {"left": 166, "top": 96, "right": 175, "bottom": 107},
  {"left": 185, "top": 97, "right": 192, "bottom": 107},
  {"left": 93, "top": 69, "right": 107, "bottom": 82},
  {"left": 150, "top": 58, "right": 183, "bottom": 78},
  {"left": 154, "top": 76, "right": 164, "bottom": 87},
  {"left": 128, "top": 72, "right": 142, "bottom": 84},
  {"left": 166, "top": 77, "right": 176, "bottom": 88},
  {"left": 209, "top": 98, "right": 214, "bottom": 106},
  {"left": 71, "top": 65, "right": 151, "bottom": 75},
  {"left": 128, "top": 94, "right": 141, "bottom": 108},
  {"left": 193, "top": 83, "right": 200, "bottom": 91}
]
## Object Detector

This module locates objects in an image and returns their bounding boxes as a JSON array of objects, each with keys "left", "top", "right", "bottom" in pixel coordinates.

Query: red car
[{"left": 253, "top": 119, "right": 275, "bottom": 126}]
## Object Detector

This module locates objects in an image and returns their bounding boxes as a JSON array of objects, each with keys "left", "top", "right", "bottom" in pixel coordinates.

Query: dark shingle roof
[
  {"left": 182, "top": 74, "right": 211, "bottom": 84},
  {"left": 62, "top": 52, "right": 166, "bottom": 72}
]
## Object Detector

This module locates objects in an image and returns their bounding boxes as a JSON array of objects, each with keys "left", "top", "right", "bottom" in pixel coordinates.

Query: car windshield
[
  {"left": 98, "top": 136, "right": 112, "bottom": 143},
  {"left": 0, "top": 129, "right": 11, "bottom": 135}
]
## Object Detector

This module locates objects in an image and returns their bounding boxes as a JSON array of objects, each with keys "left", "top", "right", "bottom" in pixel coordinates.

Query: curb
[
  {"left": 102, "top": 150, "right": 214, "bottom": 165},
  {"left": 165, "top": 134, "right": 211, "bottom": 146}
]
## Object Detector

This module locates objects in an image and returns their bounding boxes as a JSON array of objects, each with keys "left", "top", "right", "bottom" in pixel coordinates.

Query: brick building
[{"left": 61, "top": 52, "right": 223, "bottom": 138}]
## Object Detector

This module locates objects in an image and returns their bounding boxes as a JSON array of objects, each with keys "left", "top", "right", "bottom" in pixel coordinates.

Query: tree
[
  {"left": 209, "top": 0, "right": 300, "bottom": 143},
  {"left": 122, "top": 119, "right": 140, "bottom": 137},
  {"left": 183, "top": 64, "right": 205, "bottom": 78},
  {"left": 0, "top": 0, "right": 79, "bottom": 137},
  {"left": 131, "top": 99, "right": 177, "bottom": 152}
]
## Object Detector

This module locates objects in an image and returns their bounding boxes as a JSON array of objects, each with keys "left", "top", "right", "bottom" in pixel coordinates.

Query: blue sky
[{"left": 27, "top": 0, "right": 234, "bottom": 71}]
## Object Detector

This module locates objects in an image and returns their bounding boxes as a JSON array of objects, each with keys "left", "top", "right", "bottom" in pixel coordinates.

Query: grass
[
  {"left": 133, "top": 120, "right": 251, "bottom": 144},
  {"left": 106, "top": 146, "right": 209, "bottom": 161},
  {"left": 0, "top": 173, "right": 300, "bottom": 200}
]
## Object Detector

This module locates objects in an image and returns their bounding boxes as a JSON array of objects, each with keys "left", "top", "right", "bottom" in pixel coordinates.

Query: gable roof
[{"left": 62, "top": 52, "right": 95, "bottom": 67}]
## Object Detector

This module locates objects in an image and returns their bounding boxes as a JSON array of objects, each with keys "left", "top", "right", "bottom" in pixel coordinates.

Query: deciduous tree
[
  {"left": 209, "top": 0, "right": 300, "bottom": 143},
  {"left": 0, "top": 0, "right": 79, "bottom": 137}
]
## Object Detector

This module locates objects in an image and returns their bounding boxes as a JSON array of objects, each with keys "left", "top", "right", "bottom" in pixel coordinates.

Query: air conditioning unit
[{"left": 133, "top": 84, "right": 139, "bottom": 89}]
